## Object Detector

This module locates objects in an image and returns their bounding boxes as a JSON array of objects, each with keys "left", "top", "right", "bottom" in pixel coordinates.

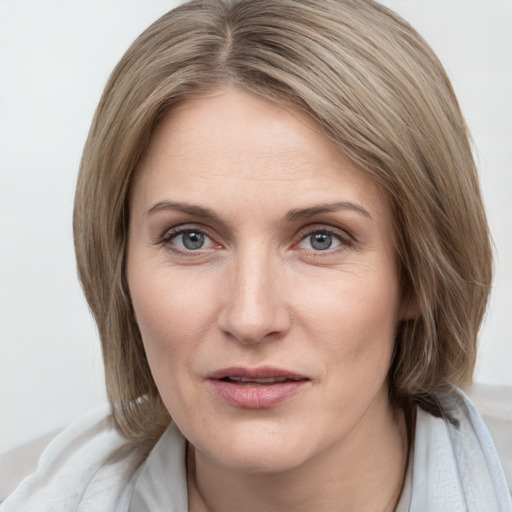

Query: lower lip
[{"left": 209, "top": 379, "right": 309, "bottom": 409}]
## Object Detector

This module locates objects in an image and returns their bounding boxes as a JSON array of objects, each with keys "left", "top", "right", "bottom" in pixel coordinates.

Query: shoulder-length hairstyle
[{"left": 74, "top": 0, "right": 492, "bottom": 444}]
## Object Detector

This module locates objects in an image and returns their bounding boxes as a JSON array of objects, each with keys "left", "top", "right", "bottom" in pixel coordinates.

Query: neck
[{"left": 187, "top": 390, "right": 409, "bottom": 512}]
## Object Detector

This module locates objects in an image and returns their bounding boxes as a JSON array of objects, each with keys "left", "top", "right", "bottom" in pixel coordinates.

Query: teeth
[{"left": 229, "top": 377, "right": 288, "bottom": 383}]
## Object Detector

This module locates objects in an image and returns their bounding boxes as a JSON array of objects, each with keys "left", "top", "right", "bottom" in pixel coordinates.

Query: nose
[{"left": 217, "top": 248, "right": 291, "bottom": 344}]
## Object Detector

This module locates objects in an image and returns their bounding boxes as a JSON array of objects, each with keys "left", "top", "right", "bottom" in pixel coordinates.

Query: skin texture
[{"left": 127, "top": 87, "right": 408, "bottom": 512}]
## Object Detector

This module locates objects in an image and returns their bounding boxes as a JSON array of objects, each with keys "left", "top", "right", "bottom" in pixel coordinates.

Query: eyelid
[
  {"left": 291, "top": 224, "right": 355, "bottom": 255},
  {"left": 158, "top": 223, "right": 223, "bottom": 254},
  {"left": 158, "top": 222, "right": 215, "bottom": 241},
  {"left": 293, "top": 223, "right": 354, "bottom": 243}
]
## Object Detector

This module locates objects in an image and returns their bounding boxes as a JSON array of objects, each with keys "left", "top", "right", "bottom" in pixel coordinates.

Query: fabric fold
[
  {"left": 404, "top": 390, "right": 512, "bottom": 511},
  {"left": 128, "top": 422, "right": 188, "bottom": 512}
]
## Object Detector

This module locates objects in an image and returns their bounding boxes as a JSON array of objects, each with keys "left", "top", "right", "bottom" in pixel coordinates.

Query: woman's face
[{"left": 127, "top": 87, "right": 405, "bottom": 473}]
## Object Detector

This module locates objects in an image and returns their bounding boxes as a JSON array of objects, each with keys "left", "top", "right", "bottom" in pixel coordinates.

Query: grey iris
[
  {"left": 183, "top": 231, "right": 204, "bottom": 250},
  {"left": 310, "top": 232, "right": 332, "bottom": 250}
]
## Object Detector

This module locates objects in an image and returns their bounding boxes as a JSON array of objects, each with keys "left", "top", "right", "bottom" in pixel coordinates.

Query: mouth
[
  {"left": 207, "top": 366, "right": 310, "bottom": 409},
  {"left": 220, "top": 376, "right": 295, "bottom": 385}
]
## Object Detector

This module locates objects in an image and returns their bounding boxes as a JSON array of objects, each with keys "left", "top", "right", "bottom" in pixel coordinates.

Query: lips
[
  {"left": 207, "top": 366, "right": 310, "bottom": 409},
  {"left": 223, "top": 376, "right": 290, "bottom": 384}
]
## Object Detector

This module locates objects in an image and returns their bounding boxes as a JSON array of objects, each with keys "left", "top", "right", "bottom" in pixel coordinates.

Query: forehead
[{"left": 132, "top": 87, "right": 389, "bottom": 223}]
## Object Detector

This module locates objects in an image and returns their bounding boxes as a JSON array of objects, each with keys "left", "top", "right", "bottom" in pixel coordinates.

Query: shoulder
[{"left": 0, "top": 405, "right": 146, "bottom": 512}]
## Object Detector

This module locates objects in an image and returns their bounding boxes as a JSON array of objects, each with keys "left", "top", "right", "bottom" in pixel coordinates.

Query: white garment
[
  {"left": 395, "top": 390, "right": 512, "bottom": 511},
  {"left": 2, "top": 389, "right": 511, "bottom": 511}
]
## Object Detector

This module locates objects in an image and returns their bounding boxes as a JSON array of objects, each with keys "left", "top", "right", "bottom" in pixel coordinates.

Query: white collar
[{"left": 129, "top": 422, "right": 188, "bottom": 512}]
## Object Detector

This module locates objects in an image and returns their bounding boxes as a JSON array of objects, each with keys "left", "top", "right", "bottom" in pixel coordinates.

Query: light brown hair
[{"left": 74, "top": 0, "right": 492, "bottom": 444}]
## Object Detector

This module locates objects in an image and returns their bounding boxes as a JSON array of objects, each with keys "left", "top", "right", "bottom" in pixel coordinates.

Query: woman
[{"left": 2, "top": 0, "right": 510, "bottom": 510}]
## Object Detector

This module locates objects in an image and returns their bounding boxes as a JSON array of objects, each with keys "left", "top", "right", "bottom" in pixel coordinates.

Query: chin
[
  {"left": 191, "top": 419, "right": 322, "bottom": 474},
  {"left": 211, "top": 445, "right": 311, "bottom": 474}
]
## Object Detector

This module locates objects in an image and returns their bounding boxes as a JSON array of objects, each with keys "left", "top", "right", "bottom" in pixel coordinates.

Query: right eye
[
  {"left": 172, "top": 230, "right": 207, "bottom": 250},
  {"left": 161, "top": 227, "right": 222, "bottom": 254},
  {"left": 297, "top": 231, "right": 343, "bottom": 251}
]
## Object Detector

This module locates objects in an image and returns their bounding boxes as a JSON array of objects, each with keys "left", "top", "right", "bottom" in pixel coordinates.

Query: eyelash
[
  {"left": 159, "top": 226, "right": 220, "bottom": 255},
  {"left": 295, "top": 227, "right": 351, "bottom": 254},
  {"left": 158, "top": 225, "right": 353, "bottom": 257}
]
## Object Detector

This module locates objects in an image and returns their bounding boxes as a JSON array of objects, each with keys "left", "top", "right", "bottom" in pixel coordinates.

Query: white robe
[{"left": 2, "top": 389, "right": 510, "bottom": 511}]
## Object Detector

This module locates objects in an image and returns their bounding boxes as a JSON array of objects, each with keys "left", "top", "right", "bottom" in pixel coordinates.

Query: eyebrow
[
  {"left": 285, "top": 202, "right": 372, "bottom": 222},
  {"left": 145, "top": 200, "right": 372, "bottom": 223},
  {"left": 145, "top": 201, "right": 223, "bottom": 223}
]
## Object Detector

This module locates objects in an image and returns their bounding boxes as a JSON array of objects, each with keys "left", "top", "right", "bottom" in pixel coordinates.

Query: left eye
[
  {"left": 167, "top": 229, "right": 216, "bottom": 251},
  {"left": 297, "top": 231, "right": 343, "bottom": 251}
]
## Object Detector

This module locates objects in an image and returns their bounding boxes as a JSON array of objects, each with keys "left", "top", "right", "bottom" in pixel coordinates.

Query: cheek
[
  {"left": 300, "top": 263, "right": 399, "bottom": 335},
  {"left": 128, "top": 265, "right": 216, "bottom": 379},
  {"left": 349, "top": 280, "right": 399, "bottom": 360},
  {"left": 301, "top": 265, "right": 401, "bottom": 378},
  {"left": 129, "top": 280, "right": 205, "bottom": 418}
]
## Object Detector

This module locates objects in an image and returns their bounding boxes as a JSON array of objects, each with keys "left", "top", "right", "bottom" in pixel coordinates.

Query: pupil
[
  {"left": 310, "top": 232, "right": 332, "bottom": 250},
  {"left": 183, "top": 231, "right": 204, "bottom": 250}
]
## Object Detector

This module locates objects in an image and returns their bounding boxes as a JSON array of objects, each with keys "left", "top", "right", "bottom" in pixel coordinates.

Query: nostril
[{"left": 216, "top": 265, "right": 292, "bottom": 343}]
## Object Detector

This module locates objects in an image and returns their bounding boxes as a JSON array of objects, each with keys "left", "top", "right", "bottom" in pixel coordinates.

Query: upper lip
[{"left": 207, "top": 366, "right": 309, "bottom": 381}]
